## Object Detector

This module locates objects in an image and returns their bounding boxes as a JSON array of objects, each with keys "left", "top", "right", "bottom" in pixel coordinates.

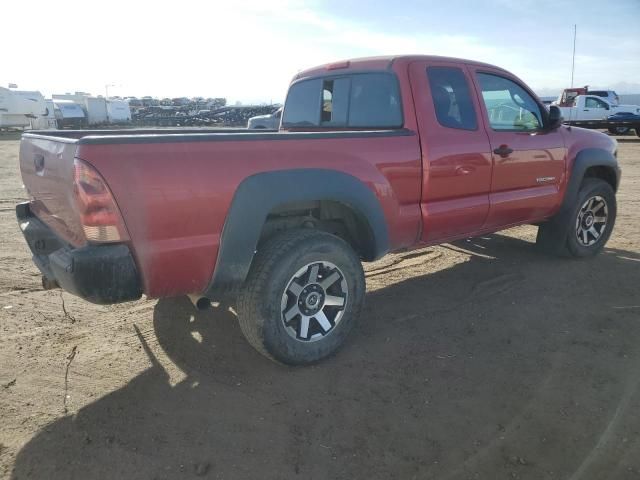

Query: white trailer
[
  {"left": 0, "top": 87, "right": 49, "bottom": 129},
  {"left": 106, "top": 99, "right": 131, "bottom": 123},
  {"left": 52, "top": 100, "right": 87, "bottom": 129},
  {"left": 51, "top": 93, "right": 131, "bottom": 125},
  {"left": 30, "top": 100, "right": 57, "bottom": 130},
  {"left": 84, "top": 97, "right": 108, "bottom": 125},
  {"left": 53, "top": 93, "right": 109, "bottom": 126}
]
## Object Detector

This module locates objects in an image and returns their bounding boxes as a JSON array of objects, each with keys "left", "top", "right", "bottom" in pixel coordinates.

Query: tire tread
[{"left": 237, "top": 229, "right": 364, "bottom": 364}]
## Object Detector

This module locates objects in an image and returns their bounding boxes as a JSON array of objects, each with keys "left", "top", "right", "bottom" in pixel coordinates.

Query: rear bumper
[{"left": 16, "top": 202, "right": 142, "bottom": 304}]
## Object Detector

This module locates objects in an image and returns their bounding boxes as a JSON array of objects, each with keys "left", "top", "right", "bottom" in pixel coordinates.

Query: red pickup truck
[{"left": 17, "top": 55, "right": 620, "bottom": 364}]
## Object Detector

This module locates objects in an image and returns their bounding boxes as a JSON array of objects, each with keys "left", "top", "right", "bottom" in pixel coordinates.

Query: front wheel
[
  {"left": 237, "top": 229, "right": 365, "bottom": 365},
  {"left": 608, "top": 126, "right": 630, "bottom": 135},
  {"left": 537, "top": 178, "right": 616, "bottom": 257},
  {"left": 565, "top": 179, "right": 616, "bottom": 257}
]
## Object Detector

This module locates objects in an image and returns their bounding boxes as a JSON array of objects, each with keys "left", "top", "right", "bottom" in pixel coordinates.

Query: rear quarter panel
[{"left": 77, "top": 134, "right": 421, "bottom": 298}]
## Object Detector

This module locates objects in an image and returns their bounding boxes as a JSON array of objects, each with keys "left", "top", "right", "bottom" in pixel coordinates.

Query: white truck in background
[
  {"left": 247, "top": 107, "right": 282, "bottom": 129},
  {"left": 557, "top": 95, "right": 640, "bottom": 134}
]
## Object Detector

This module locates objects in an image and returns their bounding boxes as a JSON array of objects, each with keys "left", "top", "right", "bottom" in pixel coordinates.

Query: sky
[{"left": 2, "top": 0, "right": 639, "bottom": 103}]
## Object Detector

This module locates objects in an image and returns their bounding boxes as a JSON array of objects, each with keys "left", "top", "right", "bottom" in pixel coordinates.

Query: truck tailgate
[{"left": 19, "top": 136, "right": 85, "bottom": 246}]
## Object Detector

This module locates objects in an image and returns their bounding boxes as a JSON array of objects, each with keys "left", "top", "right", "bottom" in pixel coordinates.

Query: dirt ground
[{"left": 0, "top": 132, "right": 639, "bottom": 480}]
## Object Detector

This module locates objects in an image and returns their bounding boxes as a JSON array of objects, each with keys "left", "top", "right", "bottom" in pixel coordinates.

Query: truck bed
[{"left": 19, "top": 127, "right": 421, "bottom": 298}]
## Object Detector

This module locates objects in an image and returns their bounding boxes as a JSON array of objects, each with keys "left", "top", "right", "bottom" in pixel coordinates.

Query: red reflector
[{"left": 327, "top": 61, "right": 350, "bottom": 70}]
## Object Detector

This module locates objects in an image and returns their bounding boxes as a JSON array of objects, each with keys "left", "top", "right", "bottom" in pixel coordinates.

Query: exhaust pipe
[
  {"left": 188, "top": 294, "right": 211, "bottom": 311},
  {"left": 42, "top": 275, "right": 59, "bottom": 290}
]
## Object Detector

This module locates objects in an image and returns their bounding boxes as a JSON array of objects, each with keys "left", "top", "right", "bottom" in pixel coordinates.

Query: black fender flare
[
  {"left": 539, "top": 147, "right": 620, "bottom": 252},
  {"left": 206, "top": 169, "right": 390, "bottom": 296},
  {"left": 562, "top": 148, "right": 620, "bottom": 212}
]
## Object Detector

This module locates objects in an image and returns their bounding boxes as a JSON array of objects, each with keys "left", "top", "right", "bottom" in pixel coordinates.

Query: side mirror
[{"left": 547, "top": 105, "right": 563, "bottom": 130}]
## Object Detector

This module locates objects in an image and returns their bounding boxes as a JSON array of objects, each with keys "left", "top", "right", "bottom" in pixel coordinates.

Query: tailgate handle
[{"left": 34, "top": 154, "right": 45, "bottom": 174}]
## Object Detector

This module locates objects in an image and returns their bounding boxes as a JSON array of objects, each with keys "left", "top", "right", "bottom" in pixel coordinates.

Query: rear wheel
[{"left": 237, "top": 229, "right": 365, "bottom": 365}]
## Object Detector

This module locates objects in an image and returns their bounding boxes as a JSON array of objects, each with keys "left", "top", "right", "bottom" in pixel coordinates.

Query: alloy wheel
[
  {"left": 280, "top": 261, "right": 348, "bottom": 342},
  {"left": 576, "top": 195, "right": 608, "bottom": 247}
]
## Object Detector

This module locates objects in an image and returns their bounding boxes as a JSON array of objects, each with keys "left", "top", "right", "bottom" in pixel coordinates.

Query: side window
[
  {"left": 477, "top": 73, "right": 543, "bottom": 131},
  {"left": 282, "top": 73, "right": 402, "bottom": 129},
  {"left": 322, "top": 85, "right": 331, "bottom": 122},
  {"left": 585, "top": 97, "right": 607, "bottom": 109},
  {"left": 348, "top": 74, "right": 402, "bottom": 128},
  {"left": 282, "top": 79, "right": 321, "bottom": 127},
  {"left": 321, "top": 78, "right": 349, "bottom": 125},
  {"left": 426, "top": 66, "right": 477, "bottom": 130}
]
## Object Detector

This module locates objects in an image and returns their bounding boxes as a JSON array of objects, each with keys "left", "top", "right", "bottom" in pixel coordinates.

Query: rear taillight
[{"left": 73, "top": 159, "right": 129, "bottom": 243}]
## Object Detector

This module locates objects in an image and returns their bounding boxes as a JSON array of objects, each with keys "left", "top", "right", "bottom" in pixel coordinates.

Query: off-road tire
[
  {"left": 537, "top": 178, "right": 616, "bottom": 257},
  {"left": 237, "top": 229, "right": 365, "bottom": 365}
]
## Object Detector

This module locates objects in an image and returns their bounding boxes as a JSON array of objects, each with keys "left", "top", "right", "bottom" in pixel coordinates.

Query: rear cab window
[
  {"left": 282, "top": 72, "right": 403, "bottom": 129},
  {"left": 426, "top": 66, "right": 477, "bottom": 130}
]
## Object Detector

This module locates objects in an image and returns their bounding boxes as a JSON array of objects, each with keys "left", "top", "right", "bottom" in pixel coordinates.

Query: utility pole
[
  {"left": 105, "top": 83, "right": 115, "bottom": 100},
  {"left": 570, "top": 24, "right": 577, "bottom": 88}
]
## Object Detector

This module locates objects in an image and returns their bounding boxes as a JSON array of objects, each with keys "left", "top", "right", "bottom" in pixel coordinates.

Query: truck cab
[
  {"left": 284, "top": 56, "right": 568, "bottom": 237},
  {"left": 588, "top": 90, "right": 620, "bottom": 106},
  {"left": 576, "top": 95, "right": 614, "bottom": 121}
]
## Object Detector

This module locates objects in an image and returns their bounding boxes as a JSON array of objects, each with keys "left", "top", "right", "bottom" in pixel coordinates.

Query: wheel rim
[
  {"left": 280, "top": 261, "right": 348, "bottom": 342},
  {"left": 576, "top": 195, "right": 608, "bottom": 247}
]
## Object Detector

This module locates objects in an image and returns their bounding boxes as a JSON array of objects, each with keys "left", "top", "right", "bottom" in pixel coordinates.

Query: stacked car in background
[
  {"left": 127, "top": 97, "right": 280, "bottom": 127},
  {"left": 131, "top": 104, "right": 280, "bottom": 127}
]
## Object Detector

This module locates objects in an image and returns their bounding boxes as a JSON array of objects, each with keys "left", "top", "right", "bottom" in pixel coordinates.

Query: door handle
[
  {"left": 493, "top": 145, "right": 513, "bottom": 158},
  {"left": 456, "top": 165, "right": 475, "bottom": 175}
]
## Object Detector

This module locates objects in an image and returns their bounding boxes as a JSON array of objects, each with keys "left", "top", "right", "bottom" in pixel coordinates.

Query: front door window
[{"left": 476, "top": 73, "right": 543, "bottom": 131}]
